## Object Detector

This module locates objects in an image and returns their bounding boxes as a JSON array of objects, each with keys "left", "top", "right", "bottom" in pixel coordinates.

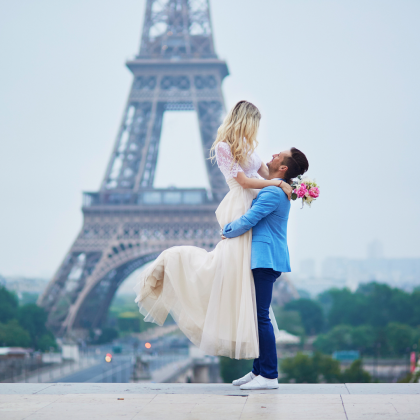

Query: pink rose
[
  {"left": 309, "top": 187, "right": 320, "bottom": 198},
  {"left": 296, "top": 185, "right": 308, "bottom": 198}
]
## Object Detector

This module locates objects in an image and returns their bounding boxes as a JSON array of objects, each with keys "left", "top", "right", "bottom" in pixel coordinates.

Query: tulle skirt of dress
[{"left": 133, "top": 178, "right": 281, "bottom": 360}]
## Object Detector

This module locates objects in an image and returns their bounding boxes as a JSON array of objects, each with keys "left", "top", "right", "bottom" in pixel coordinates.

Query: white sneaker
[
  {"left": 232, "top": 371, "right": 256, "bottom": 386},
  {"left": 240, "top": 375, "right": 279, "bottom": 390}
]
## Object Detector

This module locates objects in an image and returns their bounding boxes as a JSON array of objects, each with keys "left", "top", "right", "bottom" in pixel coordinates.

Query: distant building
[
  {"left": 293, "top": 240, "right": 420, "bottom": 297},
  {"left": 291, "top": 255, "right": 420, "bottom": 297},
  {"left": 290, "top": 274, "right": 348, "bottom": 298},
  {"left": 272, "top": 274, "right": 300, "bottom": 306},
  {"left": 1, "top": 276, "right": 49, "bottom": 298},
  {"left": 299, "top": 259, "right": 316, "bottom": 279},
  {"left": 0, "top": 347, "right": 31, "bottom": 360},
  {"left": 321, "top": 257, "right": 420, "bottom": 291}
]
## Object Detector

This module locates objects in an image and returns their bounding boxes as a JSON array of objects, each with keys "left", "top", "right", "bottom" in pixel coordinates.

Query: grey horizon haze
[{"left": 0, "top": 0, "right": 419, "bottom": 279}]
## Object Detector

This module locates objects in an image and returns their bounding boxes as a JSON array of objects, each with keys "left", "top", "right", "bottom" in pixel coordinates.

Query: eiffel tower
[{"left": 38, "top": 0, "right": 229, "bottom": 336}]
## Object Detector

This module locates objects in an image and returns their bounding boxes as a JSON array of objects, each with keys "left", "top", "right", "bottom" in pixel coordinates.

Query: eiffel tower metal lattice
[{"left": 38, "top": 0, "right": 229, "bottom": 336}]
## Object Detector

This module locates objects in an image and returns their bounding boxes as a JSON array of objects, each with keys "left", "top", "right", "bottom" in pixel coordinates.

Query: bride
[{"left": 133, "top": 100, "right": 292, "bottom": 359}]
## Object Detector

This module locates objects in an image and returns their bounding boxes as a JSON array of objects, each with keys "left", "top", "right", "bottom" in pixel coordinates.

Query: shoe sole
[{"left": 240, "top": 386, "right": 279, "bottom": 390}]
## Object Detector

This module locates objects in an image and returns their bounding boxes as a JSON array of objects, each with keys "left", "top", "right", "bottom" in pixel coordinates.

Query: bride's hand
[{"left": 268, "top": 179, "right": 292, "bottom": 200}]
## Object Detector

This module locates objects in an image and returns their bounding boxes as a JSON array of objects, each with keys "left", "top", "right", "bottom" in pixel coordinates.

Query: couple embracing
[{"left": 134, "top": 100, "right": 309, "bottom": 390}]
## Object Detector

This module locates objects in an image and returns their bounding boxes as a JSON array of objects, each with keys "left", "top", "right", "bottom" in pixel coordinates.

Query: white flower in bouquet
[
  {"left": 291, "top": 175, "right": 320, "bottom": 208},
  {"left": 305, "top": 196, "right": 314, "bottom": 206}
]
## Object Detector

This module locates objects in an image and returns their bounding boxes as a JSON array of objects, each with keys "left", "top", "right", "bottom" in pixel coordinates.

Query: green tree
[
  {"left": 410, "top": 290, "right": 420, "bottom": 326},
  {"left": 95, "top": 327, "right": 119, "bottom": 344},
  {"left": 18, "top": 304, "right": 56, "bottom": 350},
  {"left": 284, "top": 299, "right": 324, "bottom": 335},
  {"left": 219, "top": 357, "right": 253, "bottom": 383},
  {"left": 341, "top": 359, "right": 371, "bottom": 383},
  {"left": 0, "top": 286, "right": 18, "bottom": 323},
  {"left": 314, "top": 324, "right": 384, "bottom": 356},
  {"left": 385, "top": 322, "right": 415, "bottom": 356},
  {"left": 281, "top": 352, "right": 318, "bottom": 383},
  {"left": 117, "top": 312, "right": 142, "bottom": 332},
  {"left": 0, "top": 320, "right": 31, "bottom": 347},
  {"left": 280, "top": 352, "right": 341, "bottom": 384},
  {"left": 116, "top": 311, "right": 153, "bottom": 333},
  {"left": 313, "top": 352, "right": 342, "bottom": 383},
  {"left": 314, "top": 325, "right": 354, "bottom": 354},
  {"left": 273, "top": 307, "right": 305, "bottom": 336},
  {"left": 319, "top": 283, "right": 417, "bottom": 330},
  {"left": 357, "top": 283, "right": 411, "bottom": 327},
  {"left": 36, "top": 334, "right": 57, "bottom": 352},
  {"left": 319, "top": 288, "right": 367, "bottom": 328},
  {"left": 398, "top": 369, "right": 420, "bottom": 383},
  {"left": 312, "top": 334, "right": 333, "bottom": 354},
  {"left": 351, "top": 325, "right": 376, "bottom": 354},
  {"left": 20, "top": 292, "right": 39, "bottom": 305}
]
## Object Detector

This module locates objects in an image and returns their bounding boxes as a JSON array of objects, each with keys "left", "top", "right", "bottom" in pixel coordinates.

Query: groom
[{"left": 222, "top": 147, "right": 309, "bottom": 390}]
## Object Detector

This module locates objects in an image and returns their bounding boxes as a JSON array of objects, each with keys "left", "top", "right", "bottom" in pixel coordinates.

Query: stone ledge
[
  {"left": 1, "top": 384, "right": 420, "bottom": 420},
  {"left": 1, "top": 383, "right": 419, "bottom": 395}
]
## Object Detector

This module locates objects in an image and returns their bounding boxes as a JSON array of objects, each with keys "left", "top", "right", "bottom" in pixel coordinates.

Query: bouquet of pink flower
[{"left": 291, "top": 176, "right": 320, "bottom": 207}]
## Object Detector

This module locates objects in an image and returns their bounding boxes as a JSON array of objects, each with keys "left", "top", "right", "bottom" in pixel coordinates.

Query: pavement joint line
[
  {"left": 340, "top": 394, "right": 349, "bottom": 420},
  {"left": 344, "top": 383, "right": 351, "bottom": 394},
  {"left": 32, "top": 384, "right": 55, "bottom": 394},
  {"left": 22, "top": 412, "right": 33, "bottom": 420},
  {"left": 238, "top": 394, "right": 248, "bottom": 419},
  {"left": 128, "top": 407, "right": 140, "bottom": 420}
]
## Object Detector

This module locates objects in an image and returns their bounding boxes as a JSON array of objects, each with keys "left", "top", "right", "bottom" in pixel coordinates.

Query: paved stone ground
[{"left": 1, "top": 383, "right": 419, "bottom": 419}]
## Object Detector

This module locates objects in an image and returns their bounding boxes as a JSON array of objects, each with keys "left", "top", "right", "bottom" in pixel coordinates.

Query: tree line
[
  {"left": 276, "top": 282, "right": 420, "bottom": 358},
  {"left": 0, "top": 286, "right": 56, "bottom": 351},
  {"left": 221, "top": 282, "right": 420, "bottom": 383}
]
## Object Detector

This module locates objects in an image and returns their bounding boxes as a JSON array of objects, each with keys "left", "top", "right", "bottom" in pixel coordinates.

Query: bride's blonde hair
[{"left": 210, "top": 100, "right": 261, "bottom": 167}]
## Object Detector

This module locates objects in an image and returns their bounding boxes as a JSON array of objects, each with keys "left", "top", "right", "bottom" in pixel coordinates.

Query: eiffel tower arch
[{"left": 38, "top": 0, "right": 229, "bottom": 337}]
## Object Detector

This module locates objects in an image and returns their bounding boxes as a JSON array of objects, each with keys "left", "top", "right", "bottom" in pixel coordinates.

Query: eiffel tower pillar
[{"left": 38, "top": 0, "right": 229, "bottom": 337}]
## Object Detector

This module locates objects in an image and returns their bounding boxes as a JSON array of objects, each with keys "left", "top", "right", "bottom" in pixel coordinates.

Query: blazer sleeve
[{"left": 222, "top": 187, "right": 281, "bottom": 238}]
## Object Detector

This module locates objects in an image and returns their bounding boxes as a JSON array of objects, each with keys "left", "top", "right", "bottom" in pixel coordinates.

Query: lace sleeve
[{"left": 215, "top": 142, "right": 244, "bottom": 180}]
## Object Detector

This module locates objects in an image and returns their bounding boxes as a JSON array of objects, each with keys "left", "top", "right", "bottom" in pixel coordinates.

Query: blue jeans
[{"left": 252, "top": 267, "right": 281, "bottom": 379}]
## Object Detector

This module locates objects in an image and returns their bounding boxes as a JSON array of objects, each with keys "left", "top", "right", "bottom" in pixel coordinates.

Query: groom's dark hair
[{"left": 283, "top": 148, "right": 309, "bottom": 182}]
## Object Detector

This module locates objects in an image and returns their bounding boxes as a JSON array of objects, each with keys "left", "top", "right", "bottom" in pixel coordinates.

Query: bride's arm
[
  {"left": 234, "top": 172, "right": 282, "bottom": 190},
  {"left": 257, "top": 162, "right": 269, "bottom": 179},
  {"left": 215, "top": 142, "right": 291, "bottom": 198},
  {"left": 257, "top": 162, "right": 293, "bottom": 199}
]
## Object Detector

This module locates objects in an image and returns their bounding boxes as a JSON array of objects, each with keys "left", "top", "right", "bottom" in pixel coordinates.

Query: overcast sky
[{"left": 1, "top": 0, "right": 419, "bottom": 279}]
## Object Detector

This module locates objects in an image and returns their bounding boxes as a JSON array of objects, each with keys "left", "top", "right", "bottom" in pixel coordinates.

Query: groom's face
[{"left": 267, "top": 150, "right": 291, "bottom": 173}]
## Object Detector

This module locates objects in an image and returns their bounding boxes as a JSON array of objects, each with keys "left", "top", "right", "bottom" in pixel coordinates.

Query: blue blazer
[{"left": 222, "top": 182, "right": 291, "bottom": 273}]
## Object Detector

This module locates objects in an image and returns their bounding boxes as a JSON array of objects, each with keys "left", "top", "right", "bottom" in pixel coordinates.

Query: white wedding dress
[{"left": 133, "top": 142, "right": 280, "bottom": 359}]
